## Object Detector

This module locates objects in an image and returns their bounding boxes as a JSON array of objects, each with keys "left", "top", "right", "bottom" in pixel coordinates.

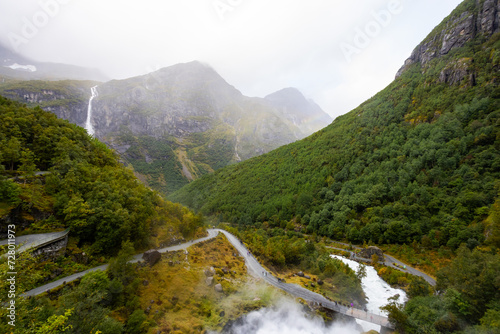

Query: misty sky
[{"left": 0, "top": 0, "right": 463, "bottom": 119}]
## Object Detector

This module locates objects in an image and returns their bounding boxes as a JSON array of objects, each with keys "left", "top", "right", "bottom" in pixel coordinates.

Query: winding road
[
  {"left": 20, "top": 229, "right": 218, "bottom": 297},
  {"left": 216, "top": 230, "right": 393, "bottom": 329},
  {"left": 17, "top": 229, "right": 393, "bottom": 329}
]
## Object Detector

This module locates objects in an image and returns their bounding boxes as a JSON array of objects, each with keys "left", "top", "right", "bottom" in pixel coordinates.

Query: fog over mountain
[{"left": 0, "top": 0, "right": 463, "bottom": 119}]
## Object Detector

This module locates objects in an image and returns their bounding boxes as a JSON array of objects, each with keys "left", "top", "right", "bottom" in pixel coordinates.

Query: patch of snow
[{"left": 5, "top": 63, "right": 37, "bottom": 72}]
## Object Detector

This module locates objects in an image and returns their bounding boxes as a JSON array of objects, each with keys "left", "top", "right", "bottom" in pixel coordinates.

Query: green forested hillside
[
  {"left": 169, "top": 1, "right": 500, "bottom": 331},
  {"left": 171, "top": 6, "right": 500, "bottom": 251},
  {"left": 0, "top": 96, "right": 203, "bottom": 256}
]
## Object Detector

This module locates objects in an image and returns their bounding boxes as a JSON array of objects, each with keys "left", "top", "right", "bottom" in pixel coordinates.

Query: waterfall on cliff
[{"left": 85, "top": 86, "right": 98, "bottom": 136}]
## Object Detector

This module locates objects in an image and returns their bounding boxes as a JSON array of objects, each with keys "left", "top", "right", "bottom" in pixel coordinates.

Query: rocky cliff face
[
  {"left": 0, "top": 80, "right": 95, "bottom": 127},
  {"left": 87, "top": 61, "right": 331, "bottom": 194},
  {"left": 0, "top": 62, "right": 331, "bottom": 195},
  {"left": 92, "top": 62, "right": 243, "bottom": 139},
  {"left": 91, "top": 62, "right": 311, "bottom": 149},
  {"left": 396, "top": 0, "right": 499, "bottom": 80}
]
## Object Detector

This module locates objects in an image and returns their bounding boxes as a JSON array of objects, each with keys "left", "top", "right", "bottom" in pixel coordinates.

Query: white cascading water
[
  {"left": 224, "top": 256, "right": 406, "bottom": 334},
  {"left": 331, "top": 255, "right": 407, "bottom": 333},
  {"left": 85, "top": 86, "right": 98, "bottom": 136}
]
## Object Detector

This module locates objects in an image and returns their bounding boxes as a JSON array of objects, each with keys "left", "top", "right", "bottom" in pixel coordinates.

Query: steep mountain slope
[
  {"left": 0, "top": 61, "right": 331, "bottom": 195},
  {"left": 170, "top": 0, "right": 500, "bottom": 249},
  {"left": 89, "top": 61, "right": 331, "bottom": 194}
]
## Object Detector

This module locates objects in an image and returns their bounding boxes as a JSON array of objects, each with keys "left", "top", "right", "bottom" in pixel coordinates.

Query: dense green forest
[
  {"left": 168, "top": 0, "right": 500, "bottom": 332},
  {"left": 0, "top": 96, "right": 203, "bottom": 256},
  {"left": 0, "top": 240, "right": 147, "bottom": 333},
  {"left": 170, "top": 9, "right": 500, "bottom": 251},
  {"left": 383, "top": 244, "right": 500, "bottom": 333},
  {"left": 0, "top": 0, "right": 499, "bottom": 332},
  {"left": 0, "top": 96, "right": 205, "bottom": 333}
]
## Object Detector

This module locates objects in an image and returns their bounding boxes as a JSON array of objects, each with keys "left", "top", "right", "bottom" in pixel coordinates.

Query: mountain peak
[
  {"left": 265, "top": 87, "right": 332, "bottom": 135},
  {"left": 265, "top": 87, "right": 310, "bottom": 106},
  {"left": 155, "top": 60, "right": 217, "bottom": 75},
  {"left": 268, "top": 87, "right": 303, "bottom": 96},
  {"left": 148, "top": 60, "right": 230, "bottom": 88}
]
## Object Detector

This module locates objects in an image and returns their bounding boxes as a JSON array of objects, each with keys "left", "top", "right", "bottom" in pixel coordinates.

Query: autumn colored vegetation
[{"left": 0, "top": 97, "right": 203, "bottom": 257}]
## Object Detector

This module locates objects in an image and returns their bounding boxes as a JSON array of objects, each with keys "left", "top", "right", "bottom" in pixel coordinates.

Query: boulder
[
  {"left": 214, "top": 284, "right": 223, "bottom": 293},
  {"left": 317, "top": 279, "right": 324, "bottom": 286},
  {"left": 358, "top": 246, "right": 383, "bottom": 260},
  {"left": 142, "top": 250, "right": 161, "bottom": 266},
  {"left": 297, "top": 271, "right": 305, "bottom": 277},
  {"left": 206, "top": 277, "right": 214, "bottom": 286}
]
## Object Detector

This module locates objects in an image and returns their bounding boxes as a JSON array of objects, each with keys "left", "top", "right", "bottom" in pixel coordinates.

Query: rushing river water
[
  {"left": 331, "top": 255, "right": 407, "bottom": 332},
  {"left": 225, "top": 256, "right": 406, "bottom": 334}
]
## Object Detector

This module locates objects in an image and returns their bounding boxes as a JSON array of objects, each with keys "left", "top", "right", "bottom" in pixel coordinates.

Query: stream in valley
[
  {"left": 331, "top": 255, "right": 407, "bottom": 332},
  {"left": 224, "top": 256, "right": 405, "bottom": 334}
]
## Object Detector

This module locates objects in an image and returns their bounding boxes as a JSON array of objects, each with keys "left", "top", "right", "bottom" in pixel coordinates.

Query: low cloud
[
  {"left": 0, "top": 0, "right": 463, "bottom": 119},
  {"left": 222, "top": 298, "right": 361, "bottom": 334}
]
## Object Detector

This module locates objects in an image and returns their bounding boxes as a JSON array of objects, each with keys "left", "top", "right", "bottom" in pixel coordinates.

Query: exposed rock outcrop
[
  {"left": 396, "top": 0, "right": 500, "bottom": 79},
  {"left": 86, "top": 61, "right": 332, "bottom": 194},
  {"left": 358, "top": 246, "right": 384, "bottom": 260},
  {"left": 438, "top": 57, "right": 476, "bottom": 86},
  {"left": 142, "top": 250, "right": 161, "bottom": 266},
  {"left": 204, "top": 266, "right": 216, "bottom": 277},
  {"left": 92, "top": 62, "right": 331, "bottom": 145},
  {"left": 0, "top": 85, "right": 92, "bottom": 128}
]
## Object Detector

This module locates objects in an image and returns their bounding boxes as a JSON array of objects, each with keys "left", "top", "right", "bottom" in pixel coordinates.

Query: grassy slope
[{"left": 136, "top": 234, "right": 276, "bottom": 333}]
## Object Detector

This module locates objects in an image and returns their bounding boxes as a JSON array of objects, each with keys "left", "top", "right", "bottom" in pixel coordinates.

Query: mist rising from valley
[{"left": 222, "top": 299, "right": 361, "bottom": 334}]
